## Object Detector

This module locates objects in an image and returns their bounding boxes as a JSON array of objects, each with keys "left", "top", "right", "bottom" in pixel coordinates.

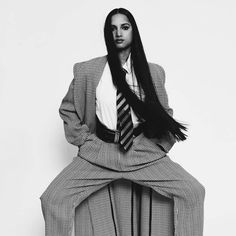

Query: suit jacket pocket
[
  {"left": 136, "top": 134, "right": 167, "bottom": 154},
  {"left": 78, "top": 133, "right": 103, "bottom": 158}
]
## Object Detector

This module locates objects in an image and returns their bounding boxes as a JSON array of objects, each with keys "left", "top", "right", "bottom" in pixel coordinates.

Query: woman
[{"left": 40, "top": 8, "right": 205, "bottom": 236}]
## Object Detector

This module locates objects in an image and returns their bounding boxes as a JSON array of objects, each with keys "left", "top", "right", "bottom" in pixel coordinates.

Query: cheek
[
  {"left": 128, "top": 30, "right": 133, "bottom": 40},
  {"left": 130, "top": 33, "right": 133, "bottom": 42},
  {"left": 128, "top": 32, "right": 133, "bottom": 43}
]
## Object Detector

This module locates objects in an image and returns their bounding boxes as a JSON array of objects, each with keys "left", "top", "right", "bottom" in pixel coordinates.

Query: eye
[
  {"left": 111, "top": 26, "right": 116, "bottom": 31},
  {"left": 122, "top": 25, "right": 130, "bottom": 30}
]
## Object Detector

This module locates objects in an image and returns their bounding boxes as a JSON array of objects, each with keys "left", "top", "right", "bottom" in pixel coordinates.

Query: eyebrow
[{"left": 111, "top": 23, "right": 131, "bottom": 27}]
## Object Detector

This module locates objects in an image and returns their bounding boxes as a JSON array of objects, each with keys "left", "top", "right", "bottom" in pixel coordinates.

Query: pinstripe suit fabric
[{"left": 40, "top": 55, "right": 205, "bottom": 236}]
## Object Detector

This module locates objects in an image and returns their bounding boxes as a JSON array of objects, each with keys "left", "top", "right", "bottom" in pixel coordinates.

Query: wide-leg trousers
[{"left": 40, "top": 134, "right": 205, "bottom": 236}]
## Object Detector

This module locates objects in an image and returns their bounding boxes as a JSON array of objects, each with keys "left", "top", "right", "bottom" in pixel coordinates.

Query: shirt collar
[{"left": 122, "top": 53, "right": 132, "bottom": 74}]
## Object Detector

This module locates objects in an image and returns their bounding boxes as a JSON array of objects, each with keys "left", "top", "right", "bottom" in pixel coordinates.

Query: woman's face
[{"left": 111, "top": 13, "right": 133, "bottom": 51}]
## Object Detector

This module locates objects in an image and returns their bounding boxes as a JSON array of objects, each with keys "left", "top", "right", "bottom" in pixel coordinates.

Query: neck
[{"left": 118, "top": 48, "right": 131, "bottom": 66}]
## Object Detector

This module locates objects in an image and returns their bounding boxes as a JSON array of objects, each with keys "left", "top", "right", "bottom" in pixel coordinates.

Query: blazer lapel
[
  {"left": 83, "top": 55, "right": 108, "bottom": 132},
  {"left": 93, "top": 55, "right": 108, "bottom": 89}
]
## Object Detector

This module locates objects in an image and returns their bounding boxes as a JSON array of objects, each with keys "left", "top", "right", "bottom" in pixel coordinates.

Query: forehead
[{"left": 111, "top": 13, "right": 131, "bottom": 25}]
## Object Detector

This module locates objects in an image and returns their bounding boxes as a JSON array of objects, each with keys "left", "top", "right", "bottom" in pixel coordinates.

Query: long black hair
[{"left": 104, "top": 8, "right": 187, "bottom": 141}]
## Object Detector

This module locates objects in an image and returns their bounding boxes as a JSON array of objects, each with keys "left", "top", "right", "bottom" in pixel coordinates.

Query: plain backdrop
[{"left": 1, "top": 0, "right": 236, "bottom": 235}]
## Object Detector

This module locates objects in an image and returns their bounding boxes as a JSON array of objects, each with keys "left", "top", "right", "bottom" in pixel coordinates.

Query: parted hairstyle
[{"left": 104, "top": 8, "right": 187, "bottom": 141}]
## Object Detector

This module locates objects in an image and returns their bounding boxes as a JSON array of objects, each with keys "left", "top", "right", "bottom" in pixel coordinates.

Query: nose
[{"left": 116, "top": 28, "right": 122, "bottom": 37}]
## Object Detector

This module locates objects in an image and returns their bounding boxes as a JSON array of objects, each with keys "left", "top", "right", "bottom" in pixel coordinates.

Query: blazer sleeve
[
  {"left": 58, "top": 63, "right": 99, "bottom": 147},
  {"left": 149, "top": 64, "right": 176, "bottom": 153}
]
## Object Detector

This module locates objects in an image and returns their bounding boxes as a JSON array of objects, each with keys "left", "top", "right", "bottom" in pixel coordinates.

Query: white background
[{"left": 1, "top": 0, "right": 235, "bottom": 235}]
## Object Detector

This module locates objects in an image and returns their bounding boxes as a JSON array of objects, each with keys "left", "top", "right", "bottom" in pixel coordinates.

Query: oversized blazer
[{"left": 59, "top": 55, "right": 176, "bottom": 171}]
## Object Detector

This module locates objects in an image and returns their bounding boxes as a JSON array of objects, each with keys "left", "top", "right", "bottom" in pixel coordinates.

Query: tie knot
[{"left": 122, "top": 68, "right": 128, "bottom": 74}]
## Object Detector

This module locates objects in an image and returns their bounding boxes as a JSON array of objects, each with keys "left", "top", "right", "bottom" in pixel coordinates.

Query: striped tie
[{"left": 116, "top": 69, "right": 134, "bottom": 151}]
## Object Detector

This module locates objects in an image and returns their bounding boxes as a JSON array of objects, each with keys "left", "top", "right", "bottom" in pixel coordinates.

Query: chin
[{"left": 115, "top": 44, "right": 131, "bottom": 51}]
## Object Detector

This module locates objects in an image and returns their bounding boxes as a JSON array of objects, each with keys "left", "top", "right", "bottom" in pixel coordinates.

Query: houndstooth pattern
[{"left": 40, "top": 55, "right": 205, "bottom": 236}]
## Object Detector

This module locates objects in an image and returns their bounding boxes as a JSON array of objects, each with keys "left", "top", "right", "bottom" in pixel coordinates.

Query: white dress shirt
[{"left": 96, "top": 53, "right": 144, "bottom": 130}]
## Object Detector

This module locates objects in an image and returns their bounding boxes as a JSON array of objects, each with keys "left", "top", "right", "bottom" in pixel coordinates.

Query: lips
[{"left": 115, "top": 39, "right": 124, "bottom": 43}]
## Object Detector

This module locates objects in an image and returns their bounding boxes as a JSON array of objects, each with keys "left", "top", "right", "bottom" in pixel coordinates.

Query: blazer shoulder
[
  {"left": 148, "top": 61, "right": 166, "bottom": 84},
  {"left": 73, "top": 55, "right": 107, "bottom": 73}
]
